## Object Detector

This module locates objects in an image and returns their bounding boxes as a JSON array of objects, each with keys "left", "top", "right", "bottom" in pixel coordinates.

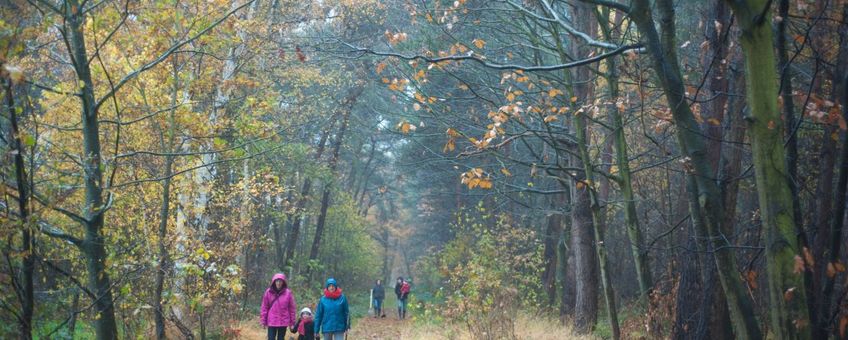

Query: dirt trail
[{"left": 238, "top": 316, "right": 414, "bottom": 339}]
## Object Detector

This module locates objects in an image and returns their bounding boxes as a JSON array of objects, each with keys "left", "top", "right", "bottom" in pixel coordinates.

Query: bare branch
[{"left": 342, "top": 42, "right": 642, "bottom": 71}]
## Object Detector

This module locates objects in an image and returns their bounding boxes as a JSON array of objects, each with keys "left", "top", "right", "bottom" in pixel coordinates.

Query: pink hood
[
  {"left": 270, "top": 273, "right": 287, "bottom": 287},
  {"left": 260, "top": 273, "right": 297, "bottom": 327}
]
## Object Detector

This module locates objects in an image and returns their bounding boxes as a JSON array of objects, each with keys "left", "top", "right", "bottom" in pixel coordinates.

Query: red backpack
[{"left": 400, "top": 282, "right": 411, "bottom": 295}]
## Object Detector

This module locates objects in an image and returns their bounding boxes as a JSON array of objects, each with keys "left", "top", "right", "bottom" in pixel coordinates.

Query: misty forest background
[{"left": 2, "top": 0, "right": 848, "bottom": 339}]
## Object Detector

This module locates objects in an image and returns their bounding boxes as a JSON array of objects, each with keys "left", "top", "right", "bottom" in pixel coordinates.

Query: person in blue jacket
[{"left": 314, "top": 278, "right": 349, "bottom": 340}]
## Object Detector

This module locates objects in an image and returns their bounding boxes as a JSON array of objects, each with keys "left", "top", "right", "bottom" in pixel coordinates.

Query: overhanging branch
[{"left": 342, "top": 42, "right": 642, "bottom": 72}]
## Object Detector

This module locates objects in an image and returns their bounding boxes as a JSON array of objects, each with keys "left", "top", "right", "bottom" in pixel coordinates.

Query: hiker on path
[
  {"left": 372, "top": 279, "right": 386, "bottom": 318},
  {"left": 260, "top": 273, "right": 297, "bottom": 340},
  {"left": 395, "top": 277, "right": 410, "bottom": 320},
  {"left": 314, "top": 278, "right": 350, "bottom": 340},
  {"left": 290, "top": 307, "right": 317, "bottom": 340}
]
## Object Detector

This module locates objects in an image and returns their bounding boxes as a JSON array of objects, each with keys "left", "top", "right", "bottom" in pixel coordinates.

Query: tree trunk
[
  {"left": 154, "top": 60, "right": 180, "bottom": 340},
  {"left": 6, "top": 77, "right": 33, "bottom": 340},
  {"left": 630, "top": 0, "right": 762, "bottom": 338},
  {"left": 67, "top": 1, "right": 119, "bottom": 337},
  {"left": 597, "top": 5, "right": 653, "bottom": 301},
  {"left": 570, "top": 179, "right": 600, "bottom": 334},
  {"left": 542, "top": 201, "right": 563, "bottom": 309},
  {"left": 307, "top": 86, "right": 363, "bottom": 277},
  {"left": 558, "top": 184, "right": 575, "bottom": 320},
  {"left": 726, "top": 0, "right": 811, "bottom": 338},
  {"left": 282, "top": 117, "right": 335, "bottom": 270},
  {"left": 819, "top": 3, "right": 848, "bottom": 336}
]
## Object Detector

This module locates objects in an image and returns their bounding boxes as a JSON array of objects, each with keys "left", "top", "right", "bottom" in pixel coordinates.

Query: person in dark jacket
[
  {"left": 372, "top": 279, "right": 386, "bottom": 318},
  {"left": 290, "top": 307, "right": 316, "bottom": 340},
  {"left": 314, "top": 278, "right": 349, "bottom": 340},
  {"left": 394, "top": 276, "right": 410, "bottom": 319}
]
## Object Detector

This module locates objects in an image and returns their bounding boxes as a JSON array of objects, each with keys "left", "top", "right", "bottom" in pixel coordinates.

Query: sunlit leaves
[
  {"left": 460, "top": 168, "right": 492, "bottom": 189},
  {"left": 397, "top": 121, "right": 416, "bottom": 134},
  {"left": 384, "top": 30, "right": 408, "bottom": 45}
]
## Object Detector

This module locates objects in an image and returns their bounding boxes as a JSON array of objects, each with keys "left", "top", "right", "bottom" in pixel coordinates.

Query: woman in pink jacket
[{"left": 260, "top": 273, "right": 297, "bottom": 340}]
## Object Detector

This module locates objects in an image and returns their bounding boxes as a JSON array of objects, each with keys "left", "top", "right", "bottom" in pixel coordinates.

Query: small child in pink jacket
[{"left": 260, "top": 273, "right": 297, "bottom": 340}]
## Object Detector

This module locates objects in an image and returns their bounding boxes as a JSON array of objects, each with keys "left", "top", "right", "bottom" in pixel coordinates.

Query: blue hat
[{"left": 326, "top": 278, "right": 337, "bottom": 288}]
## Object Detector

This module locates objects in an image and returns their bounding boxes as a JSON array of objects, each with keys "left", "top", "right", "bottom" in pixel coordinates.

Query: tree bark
[
  {"left": 630, "top": 0, "right": 763, "bottom": 338},
  {"left": 6, "top": 77, "right": 33, "bottom": 340},
  {"left": 154, "top": 60, "right": 180, "bottom": 340},
  {"left": 67, "top": 1, "right": 119, "bottom": 337},
  {"left": 542, "top": 199, "right": 563, "bottom": 309},
  {"left": 282, "top": 117, "right": 335, "bottom": 270},
  {"left": 307, "top": 86, "right": 363, "bottom": 277},
  {"left": 819, "top": 3, "right": 848, "bottom": 336},
  {"left": 726, "top": 0, "right": 811, "bottom": 338}
]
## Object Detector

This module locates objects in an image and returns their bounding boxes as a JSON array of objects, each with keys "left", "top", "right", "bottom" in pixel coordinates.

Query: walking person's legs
[
  {"left": 373, "top": 298, "right": 381, "bottom": 318},
  {"left": 323, "top": 331, "right": 345, "bottom": 340},
  {"left": 267, "top": 326, "right": 285, "bottom": 340},
  {"left": 401, "top": 298, "right": 407, "bottom": 319}
]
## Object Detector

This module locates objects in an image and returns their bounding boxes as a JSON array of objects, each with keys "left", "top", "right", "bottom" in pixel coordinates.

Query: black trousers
[{"left": 267, "top": 326, "right": 287, "bottom": 340}]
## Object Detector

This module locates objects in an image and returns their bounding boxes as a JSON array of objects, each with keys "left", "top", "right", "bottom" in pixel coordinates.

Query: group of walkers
[
  {"left": 259, "top": 274, "right": 411, "bottom": 340},
  {"left": 369, "top": 277, "right": 411, "bottom": 319}
]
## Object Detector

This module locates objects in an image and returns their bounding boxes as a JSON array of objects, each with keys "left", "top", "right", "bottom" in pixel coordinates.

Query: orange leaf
[
  {"left": 784, "top": 287, "right": 796, "bottom": 301},
  {"left": 803, "top": 247, "right": 815, "bottom": 270},
  {"left": 745, "top": 270, "right": 758, "bottom": 290},
  {"left": 839, "top": 315, "right": 848, "bottom": 338},
  {"left": 794, "top": 255, "right": 805, "bottom": 274}
]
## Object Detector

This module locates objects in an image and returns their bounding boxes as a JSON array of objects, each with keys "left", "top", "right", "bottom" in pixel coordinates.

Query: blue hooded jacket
[{"left": 314, "top": 278, "right": 350, "bottom": 334}]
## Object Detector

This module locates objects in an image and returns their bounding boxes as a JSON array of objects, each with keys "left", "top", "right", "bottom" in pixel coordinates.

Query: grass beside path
[{"left": 239, "top": 313, "right": 598, "bottom": 339}]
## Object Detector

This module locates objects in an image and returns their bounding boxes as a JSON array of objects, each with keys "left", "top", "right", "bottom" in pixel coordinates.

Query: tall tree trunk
[
  {"left": 726, "top": 0, "right": 811, "bottom": 338},
  {"left": 282, "top": 117, "right": 336, "bottom": 270},
  {"left": 819, "top": 3, "right": 848, "bottom": 336},
  {"left": 630, "top": 0, "right": 762, "bottom": 338},
  {"left": 713, "top": 63, "right": 747, "bottom": 340},
  {"left": 154, "top": 60, "right": 180, "bottom": 340},
  {"left": 67, "top": 1, "right": 119, "bottom": 337},
  {"left": 598, "top": 5, "right": 653, "bottom": 301},
  {"left": 307, "top": 86, "right": 363, "bottom": 277},
  {"left": 542, "top": 199, "right": 563, "bottom": 309},
  {"left": 6, "top": 77, "right": 33, "bottom": 340},
  {"left": 558, "top": 185, "right": 575, "bottom": 320},
  {"left": 697, "top": 2, "right": 738, "bottom": 335},
  {"left": 570, "top": 179, "right": 599, "bottom": 334}
]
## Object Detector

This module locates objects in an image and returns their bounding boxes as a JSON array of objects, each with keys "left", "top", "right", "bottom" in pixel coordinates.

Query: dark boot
[
  {"left": 402, "top": 309, "right": 406, "bottom": 319},
  {"left": 398, "top": 307, "right": 402, "bottom": 319}
]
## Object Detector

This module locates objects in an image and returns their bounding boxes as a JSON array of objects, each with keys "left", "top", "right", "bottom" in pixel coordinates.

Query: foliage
[{"left": 413, "top": 207, "right": 543, "bottom": 339}]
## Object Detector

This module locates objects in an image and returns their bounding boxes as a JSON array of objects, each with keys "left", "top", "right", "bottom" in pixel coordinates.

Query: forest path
[{"left": 237, "top": 315, "right": 413, "bottom": 339}]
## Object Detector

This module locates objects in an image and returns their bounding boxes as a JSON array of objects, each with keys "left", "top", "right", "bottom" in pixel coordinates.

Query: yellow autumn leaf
[
  {"left": 500, "top": 168, "right": 512, "bottom": 176},
  {"left": 570, "top": 96, "right": 578, "bottom": 103},
  {"left": 473, "top": 38, "right": 486, "bottom": 49},
  {"left": 544, "top": 115, "right": 558, "bottom": 123}
]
